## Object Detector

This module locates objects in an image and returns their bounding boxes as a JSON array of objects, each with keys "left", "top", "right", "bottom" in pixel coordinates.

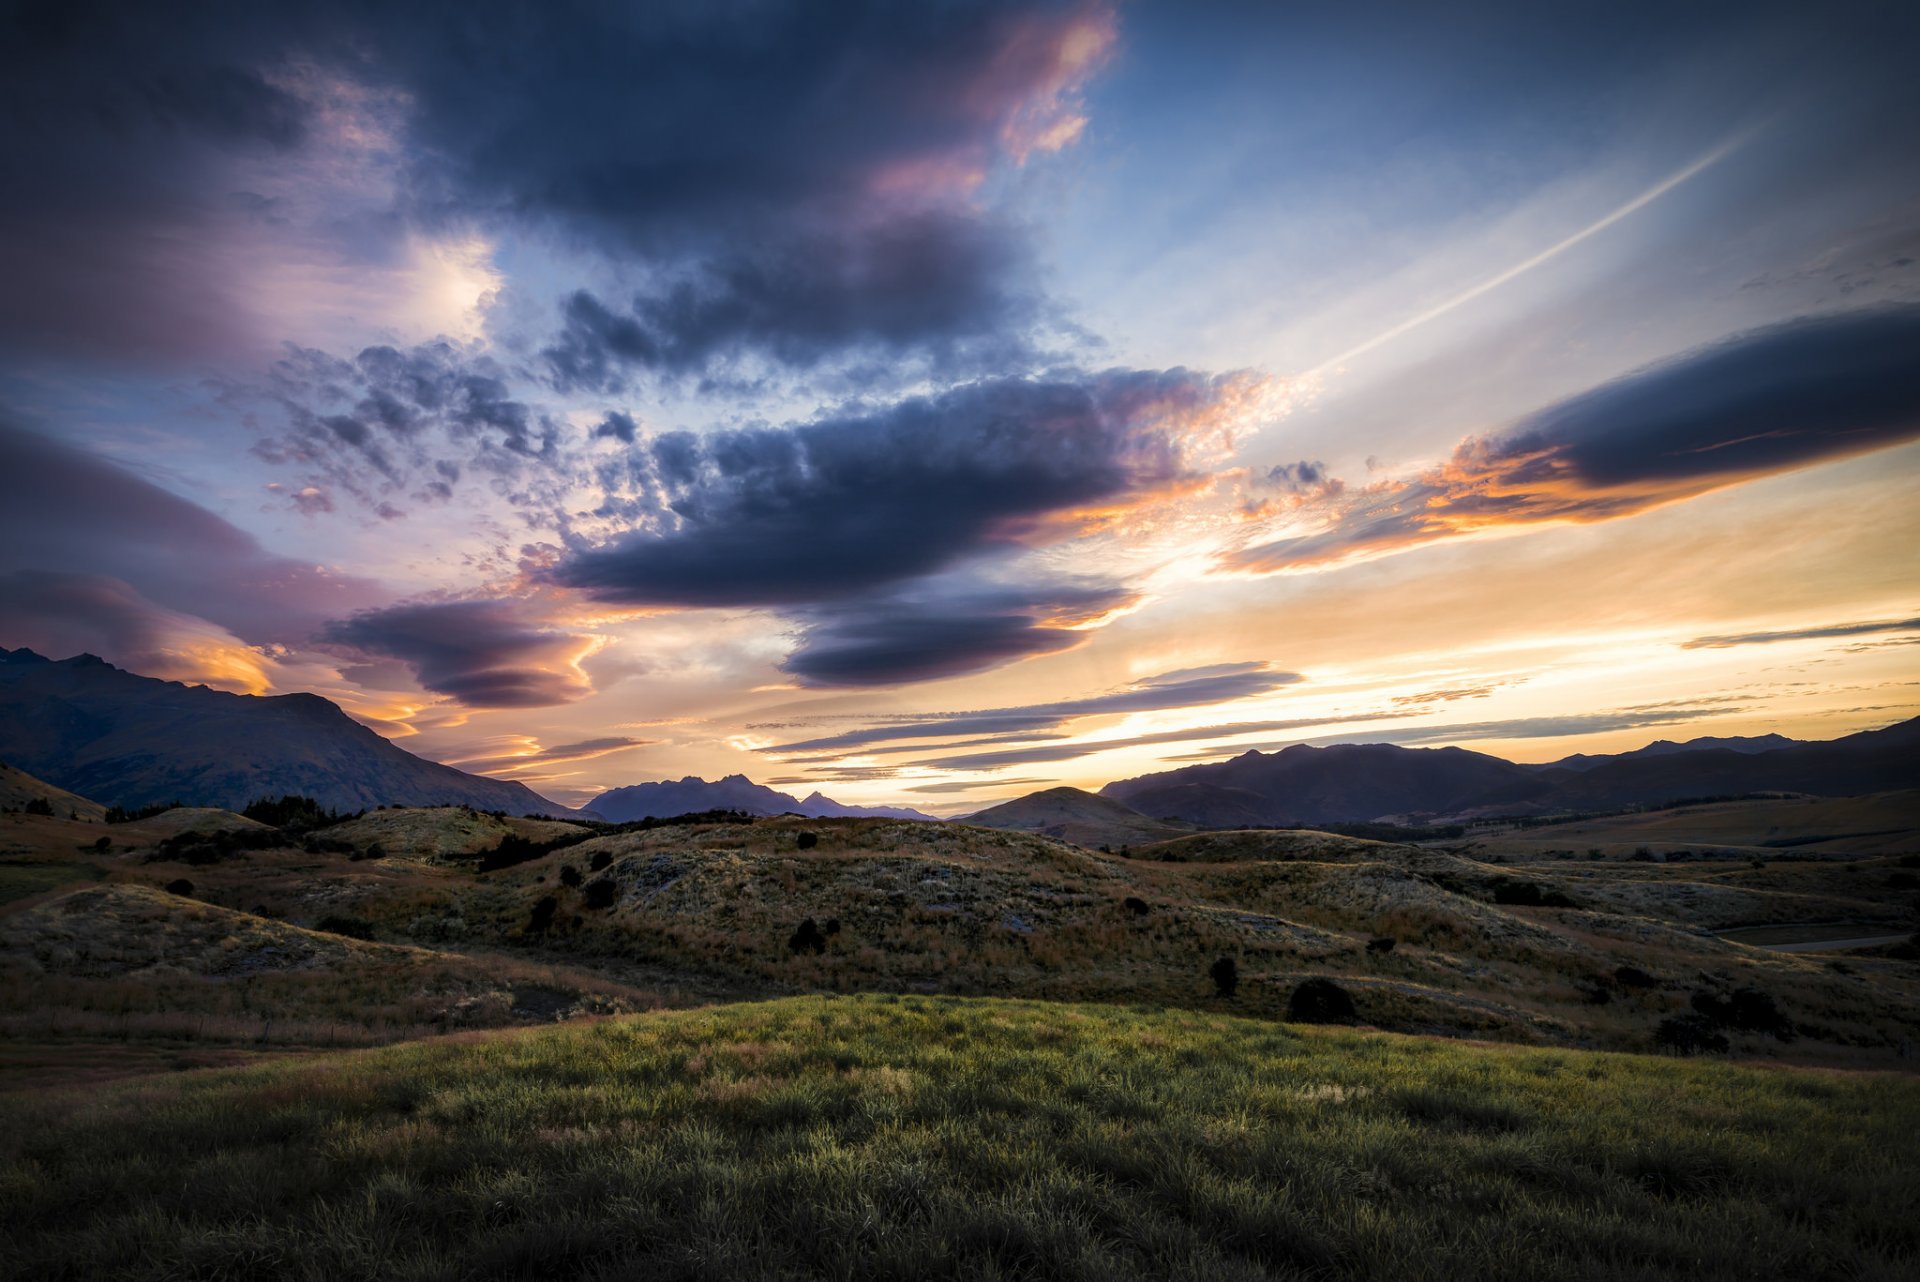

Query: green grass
[{"left": 3, "top": 995, "right": 1914, "bottom": 1281}]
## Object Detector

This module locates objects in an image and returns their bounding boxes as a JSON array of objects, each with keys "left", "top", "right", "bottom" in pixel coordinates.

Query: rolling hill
[
  {"left": 0, "top": 649, "right": 579, "bottom": 816},
  {"left": 964, "top": 785, "right": 1190, "bottom": 849}
]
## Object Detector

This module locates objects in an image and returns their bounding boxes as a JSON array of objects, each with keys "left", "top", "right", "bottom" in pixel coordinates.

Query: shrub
[
  {"left": 1288, "top": 977, "right": 1355, "bottom": 1023},
  {"left": 1613, "top": 965, "right": 1657, "bottom": 989},
  {"left": 1491, "top": 878, "right": 1577, "bottom": 908},
  {"left": 559, "top": 864, "right": 582, "bottom": 888},
  {"left": 790, "top": 917, "right": 827, "bottom": 955},
  {"left": 823, "top": 918, "right": 842, "bottom": 936},
  {"left": 22, "top": 797, "right": 52, "bottom": 816},
  {"left": 164, "top": 878, "right": 194, "bottom": 896},
  {"left": 1691, "top": 987, "right": 1792, "bottom": 1039},
  {"left": 92, "top": 835, "right": 112, "bottom": 852},
  {"left": 1209, "top": 956, "right": 1238, "bottom": 998},
  {"left": 1366, "top": 936, "right": 1396, "bottom": 954},
  {"left": 1123, "top": 896, "right": 1150, "bottom": 917},
  {"left": 1655, "top": 1015, "right": 1729, "bottom": 1055},
  {"left": 105, "top": 801, "right": 181, "bottom": 823},
  {"left": 314, "top": 914, "right": 376, "bottom": 941},
  {"left": 349, "top": 841, "right": 386, "bottom": 863},
  {"left": 589, "top": 850, "right": 612, "bottom": 873},
  {"left": 527, "top": 896, "right": 559, "bottom": 934},
  {"left": 582, "top": 878, "right": 620, "bottom": 910},
  {"left": 796, "top": 831, "right": 819, "bottom": 849}
]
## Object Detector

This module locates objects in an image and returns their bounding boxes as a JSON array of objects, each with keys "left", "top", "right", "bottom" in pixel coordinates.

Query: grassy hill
[{"left": 2, "top": 994, "right": 1915, "bottom": 1281}]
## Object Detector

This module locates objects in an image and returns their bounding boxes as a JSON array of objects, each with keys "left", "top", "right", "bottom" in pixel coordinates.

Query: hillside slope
[{"left": 0, "top": 649, "right": 578, "bottom": 816}]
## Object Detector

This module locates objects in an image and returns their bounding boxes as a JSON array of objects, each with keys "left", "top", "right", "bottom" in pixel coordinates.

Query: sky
[{"left": 1, "top": 0, "right": 1917, "bottom": 812}]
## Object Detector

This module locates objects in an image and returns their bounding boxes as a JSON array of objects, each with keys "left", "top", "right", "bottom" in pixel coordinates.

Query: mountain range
[
  {"left": 1100, "top": 719, "right": 1920, "bottom": 827},
  {"left": 586, "top": 776, "right": 934, "bottom": 823},
  {"left": 0, "top": 649, "right": 580, "bottom": 816}
]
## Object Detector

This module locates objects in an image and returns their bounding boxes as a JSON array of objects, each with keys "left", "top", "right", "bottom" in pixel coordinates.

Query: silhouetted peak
[{"left": 0, "top": 647, "right": 50, "bottom": 665}]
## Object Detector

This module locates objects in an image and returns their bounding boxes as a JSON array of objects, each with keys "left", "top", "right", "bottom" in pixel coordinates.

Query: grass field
[{"left": 3, "top": 994, "right": 1915, "bottom": 1281}]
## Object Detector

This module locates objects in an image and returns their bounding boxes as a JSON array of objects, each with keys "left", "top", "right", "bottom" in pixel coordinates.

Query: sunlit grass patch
[{"left": 1, "top": 993, "right": 1914, "bottom": 1280}]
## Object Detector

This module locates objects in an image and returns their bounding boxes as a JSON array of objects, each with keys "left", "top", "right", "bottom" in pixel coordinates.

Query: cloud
[
  {"left": 558, "top": 367, "right": 1259, "bottom": 608},
  {"left": 906, "top": 711, "right": 1424, "bottom": 771},
  {"left": 0, "top": 570, "right": 273, "bottom": 693},
  {"left": 1681, "top": 615, "right": 1920, "bottom": 650},
  {"left": 448, "top": 735, "right": 654, "bottom": 775},
  {"left": 1160, "top": 704, "right": 1751, "bottom": 760},
  {"left": 767, "top": 661, "right": 1306, "bottom": 755},
  {"left": 544, "top": 211, "right": 1043, "bottom": 389},
  {"left": 781, "top": 579, "right": 1135, "bottom": 687},
  {"left": 0, "top": 1, "right": 1116, "bottom": 373},
  {"left": 255, "top": 340, "right": 565, "bottom": 515},
  {"left": 1228, "top": 308, "right": 1920, "bottom": 574},
  {"left": 0, "top": 421, "right": 381, "bottom": 646},
  {"left": 321, "top": 598, "right": 599, "bottom": 708}
]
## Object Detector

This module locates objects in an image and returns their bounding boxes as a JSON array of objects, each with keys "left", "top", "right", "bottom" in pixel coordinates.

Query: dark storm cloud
[
  {"left": 1, "top": 0, "right": 1111, "bottom": 370},
  {"left": 322, "top": 599, "right": 596, "bottom": 708},
  {"left": 1680, "top": 615, "right": 1920, "bottom": 650},
  {"left": 591, "top": 412, "right": 638, "bottom": 444},
  {"left": 544, "top": 212, "right": 1041, "bottom": 390},
  {"left": 557, "top": 367, "right": 1246, "bottom": 608},
  {"left": 1229, "top": 308, "right": 1920, "bottom": 574},
  {"left": 0, "top": 421, "right": 379, "bottom": 646},
  {"left": 767, "top": 662, "right": 1306, "bottom": 755},
  {"left": 780, "top": 581, "right": 1135, "bottom": 687}
]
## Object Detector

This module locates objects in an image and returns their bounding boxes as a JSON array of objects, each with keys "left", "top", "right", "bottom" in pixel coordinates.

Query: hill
[
  {"left": 2, "top": 994, "right": 1914, "bottom": 1281},
  {"left": 588, "top": 774, "right": 934, "bottom": 822},
  {"left": 0, "top": 649, "right": 579, "bottom": 816},
  {"left": 965, "top": 786, "right": 1189, "bottom": 849},
  {"left": 1101, "top": 718, "right": 1920, "bottom": 824},
  {"left": 0, "top": 761, "right": 104, "bottom": 822}
]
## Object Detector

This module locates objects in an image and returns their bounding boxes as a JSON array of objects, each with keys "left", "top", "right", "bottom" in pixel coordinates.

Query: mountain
[
  {"left": 1542, "top": 733, "right": 1802, "bottom": 772},
  {"left": 963, "top": 786, "right": 1190, "bottom": 849},
  {"left": 1099, "top": 718, "right": 1920, "bottom": 825},
  {"left": 1102, "top": 742, "right": 1550, "bottom": 826},
  {"left": 587, "top": 775, "right": 934, "bottom": 823},
  {"left": 0, "top": 649, "right": 578, "bottom": 816},
  {"left": 1528, "top": 718, "right": 1920, "bottom": 812}
]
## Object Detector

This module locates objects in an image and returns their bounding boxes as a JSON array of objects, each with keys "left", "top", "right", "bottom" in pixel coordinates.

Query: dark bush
[
  {"left": 823, "top": 918, "right": 842, "bottom": 936},
  {"left": 348, "top": 842, "right": 386, "bottom": 863},
  {"left": 1209, "top": 956, "right": 1238, "bottom": 999},
  {"left": 1577, "top": 978, "right": 1612, "bottom": 1005},
  {"left": 796, "top": 831, "right": 819, "bottom": 849},
  {"left": 789, "top": 917, "right": 827, "bottom": 955},
  {"left": 1655, "top": 1015, "right": 1729, "bottom": 1055},
  {"left": 582, "top": 878, "right": 619, "bottom": 910},
  {"left": 589, "top": 850, "right": 612, "bottom": 873},
  {"left": 477, "top": 830, "right": 592, "bottom": 873},
  {"left": 314, "top": 914, "right": 376, "bottom": 941},
  {"left": 1613, "top": 965, "right": 1658, "bottom": 988},
  {"left": 1288, "top": 977, "right": 1356, "bottom": 1023},
  {"left": 92, "top": 835, "right": 111, "bottom": 852},
  {"left": 1123, "top": 896, "right": 1150, "bottom": 917},
  {"left": 1691, "top": 986, "right": 1792, "bottom": 1039},
  {"left": 1491, "top": 878, "right": 1578, "bottom": 908},
  {"left": 559, "top": 864, "right": 582, "bottom": 888},
  {"left": 527, "top": 896, "right": 559, "bottom": 934},
  {"left": 164, "top": 878, "right": 194, "bottom": 896},
  {"left": 1889, "top": 871, "right": 1918, "bottom": 889},
  {"left": 1366, "top": 936, "right": 1396, "bottom": 954},
  {"left": 22, "top": 797, "right": 52, "bottom": 816}
]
